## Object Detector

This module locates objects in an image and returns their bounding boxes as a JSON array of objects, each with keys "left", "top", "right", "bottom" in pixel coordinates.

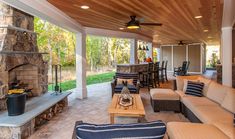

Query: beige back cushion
[
  {"left": 176, "top": 75, "right": 200, "bottom": 91},
  {"left": 117, "top": 78, "right": 133, "bottom": 85},
  {"left": 221, "top": 88, "right": 235, "bottom": 113},
  {"left": 198, "top": 77, "right": 212, "bottom": 96},
  {"left": 207, "top": 81, "right": 228, "bottom": 104}
]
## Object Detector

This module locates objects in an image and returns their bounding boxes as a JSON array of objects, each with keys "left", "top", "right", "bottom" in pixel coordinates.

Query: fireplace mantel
[{"left": 0, "top": 25, "right": 36, "bottom": 34}]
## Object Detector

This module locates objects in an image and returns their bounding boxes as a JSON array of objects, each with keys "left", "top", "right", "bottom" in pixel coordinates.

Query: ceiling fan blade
[{"left": 140, "top": 23, "right": 162, "bottom": 26}]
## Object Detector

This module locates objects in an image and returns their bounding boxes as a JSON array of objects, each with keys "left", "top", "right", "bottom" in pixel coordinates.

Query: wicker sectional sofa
[{"left": 167, "top": 75, "right": 235, "bottom": 139}]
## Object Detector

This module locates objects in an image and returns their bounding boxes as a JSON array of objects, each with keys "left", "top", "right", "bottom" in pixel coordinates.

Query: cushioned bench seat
[
  {"left": 172, "top": 76, "right": 235, "bottom": 139},
  {"left": 213, "top": 122, "right": 235, "bottom": 139},
  {"left": 73, "top": 121, "right": 167, "bottom": 139},
  {"left": 150, "top": 89, "right": 180, "bottom": 112},
  {"left": 181, "top": 96, "right": 219, "bottom": 112},
  {"left": 167, "top": 122, "right": 230, "bottom": 139},
  {"left": 191, "top": 105, "right": 233, "bottom": 124},
  {"left": 150, "top": 89, "right": 179, "bottom": 100},
  {"left": 114, "top": 84, "right": 138, "bottom": 93}
]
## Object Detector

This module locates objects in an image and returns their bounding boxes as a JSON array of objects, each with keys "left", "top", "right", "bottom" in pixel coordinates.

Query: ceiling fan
[
  {"left": 178, "top": 41, "right": 186, "bottom": 46},
  {"left": 126, "top": 15, "right": 162, "bottom": 29},
  {"left": 177, "top": 40, "right": 196, "bottom": 46}
]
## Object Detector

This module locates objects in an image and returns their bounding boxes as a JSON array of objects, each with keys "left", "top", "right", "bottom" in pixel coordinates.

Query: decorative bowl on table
[{"left": 119, "top": 82, "right": 133, "bottom": 107}]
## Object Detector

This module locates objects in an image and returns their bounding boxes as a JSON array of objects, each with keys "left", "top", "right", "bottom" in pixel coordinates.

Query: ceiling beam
[{"left": 222, "top": 0, "right": 235, "bottom": 27}]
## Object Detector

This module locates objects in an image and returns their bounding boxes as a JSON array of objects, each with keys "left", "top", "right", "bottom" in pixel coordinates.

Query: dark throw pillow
[
  {"left": 76, "top": 120, "right": 166, "bottom": 139},
  {"left": 185, "top": 81, "right": 204, "bottom": 97}
]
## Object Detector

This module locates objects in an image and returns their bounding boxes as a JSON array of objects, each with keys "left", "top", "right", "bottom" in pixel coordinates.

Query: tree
[
  {"left": 209, "top": 53, "right": 218, "bottom": 68},
  {"left": 34, "top": 17, "right": 76, "bottom": 67},
  {"left": 35, "top": 17, "right": 131, "bottom": 72}
]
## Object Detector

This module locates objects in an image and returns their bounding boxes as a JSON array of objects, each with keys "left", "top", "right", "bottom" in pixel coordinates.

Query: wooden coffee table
[{"left": 108, "top": 94, "right": 146, "bottom": 124}]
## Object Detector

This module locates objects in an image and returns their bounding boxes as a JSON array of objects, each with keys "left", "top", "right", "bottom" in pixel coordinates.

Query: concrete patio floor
[{"left": 29, "top": 78, "right": 188, "bottom": 139}]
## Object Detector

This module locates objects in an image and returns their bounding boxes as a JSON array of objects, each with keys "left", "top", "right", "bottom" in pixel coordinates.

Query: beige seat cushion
[
  {"left": 182, "top": 96, "right": 219, "bottom": 111},
  {"left": 175, "top": 90, "right": 197, "bottom": 100},
  {"left": 213, "top": 122, "right": 235, "bottom": 139},
  {"left": 206, "top": 81, "right": 228, "bottom": 104},
  {"left": 176, "top": 75, "right": 199, "bottom": 91},
  {"left": 221, "top": 88, "right": 235, "bottom": 113},
  {"left": 175, "top": 90, "right": 186, "bottom": 99},
  {"left": 167, "top": 122, "right": 230, "bottom": 139},
  {"left": 191, "top": 105, "right": 233, "bottom": 124},
  {"left": 150, "top": 89, "right": 179, "bottom": 100}
]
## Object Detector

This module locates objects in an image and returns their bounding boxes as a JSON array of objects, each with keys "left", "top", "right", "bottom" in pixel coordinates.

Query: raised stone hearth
[
  {"left": 0, "top": 3, "right": 48, "bottom": 110},
  {"left": 0, "top": 92, "right": 71, "bottom": 139}
]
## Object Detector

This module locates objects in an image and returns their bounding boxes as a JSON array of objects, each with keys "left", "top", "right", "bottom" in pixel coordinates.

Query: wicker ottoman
[{"left": 150, "top": 89, "right": 180, "bottom": 112}]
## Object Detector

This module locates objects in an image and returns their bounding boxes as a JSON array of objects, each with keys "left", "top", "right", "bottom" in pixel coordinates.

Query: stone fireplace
[{"left": 0, "top": 3, "right": 48, "bottom": 110}]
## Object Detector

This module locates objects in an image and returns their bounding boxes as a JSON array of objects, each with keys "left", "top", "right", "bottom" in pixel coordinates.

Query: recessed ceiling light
[
  {"left": 119, "top": 28, "right": 124, "bottom": 30},
  {"left": 195, "top": 16, "right": 202, "bottom": 19},
  {"left": 208, "top": 36, "right": 213, "bottom": 38},
  {"left": 81, "top": 5, "right": 89, "bottom": 9},
  {"left": 203, "top": 29, "right": 209, "bottom": 32}
]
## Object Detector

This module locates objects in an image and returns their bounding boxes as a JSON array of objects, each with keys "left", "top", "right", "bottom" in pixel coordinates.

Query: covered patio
[
  {"left": 0, "top": 0, "right": 234, "bottom": 139},
  {"left": 29, "top": 80, "right": 190, "bottom": 139}
]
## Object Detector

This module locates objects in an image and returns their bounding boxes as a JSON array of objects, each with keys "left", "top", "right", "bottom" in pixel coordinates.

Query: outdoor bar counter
[{"left": 116, "top": 63, "right": 148, "bottom": 73}]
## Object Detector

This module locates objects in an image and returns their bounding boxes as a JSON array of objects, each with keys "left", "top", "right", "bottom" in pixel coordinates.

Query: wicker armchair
[{"left": 111, "top": 72, "right": 140, "bottom": 96}]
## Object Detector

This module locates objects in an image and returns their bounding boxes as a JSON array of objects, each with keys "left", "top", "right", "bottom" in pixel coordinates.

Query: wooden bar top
[{"left": 116, "top": 63, "right": 148, "bottom": 73}]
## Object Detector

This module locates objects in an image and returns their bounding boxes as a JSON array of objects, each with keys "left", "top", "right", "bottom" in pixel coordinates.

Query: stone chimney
[{"left": 0, "top": 3, "right": 48, "bottom": 110}]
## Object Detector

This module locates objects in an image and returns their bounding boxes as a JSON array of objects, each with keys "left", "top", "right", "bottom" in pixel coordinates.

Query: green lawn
[{"left": 48, "top": 72, "right": 115, "bottom": 91}]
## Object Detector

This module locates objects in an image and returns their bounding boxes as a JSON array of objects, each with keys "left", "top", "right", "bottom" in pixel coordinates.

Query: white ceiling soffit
[
  {"left": 0, "top": 0, "right": 83, "bottom": 33},
  {"left": 222, "top": 0, "right": 235, "bottom": 27},
  {"left": 85, "top": 27, "right": 153, "bottom": 42}
]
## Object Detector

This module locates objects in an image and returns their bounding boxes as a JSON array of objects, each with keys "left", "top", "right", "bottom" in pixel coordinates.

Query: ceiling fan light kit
[
  {"left": 127, "top": 16, "right": 140, "bottom": 29},
  {"left": 126, "top": 15, "right": 162, "bottom": 29}
]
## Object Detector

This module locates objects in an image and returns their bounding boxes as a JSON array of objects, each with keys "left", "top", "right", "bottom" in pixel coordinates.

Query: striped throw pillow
[
  {"left": 76, "top": 121, "right": 166, "bottom": 139},
  {"left": 185, "top": 81, "right": 204, "bottom": 97}
]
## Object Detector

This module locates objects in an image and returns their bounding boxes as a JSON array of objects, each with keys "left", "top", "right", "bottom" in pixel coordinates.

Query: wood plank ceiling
[{"left": 48, "top": 0, "right": 223, "bottom": 45}]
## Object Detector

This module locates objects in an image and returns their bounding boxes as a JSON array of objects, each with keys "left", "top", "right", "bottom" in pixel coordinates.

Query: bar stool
[
  {"left": 162, "top": 60, "right": 168, "bottom": 82},
  {"left": 159, "top": 61, "right": 165, "bottom": 83},
  {"left": 143, "top": 62, "right": 155, "bottom": 90},
  {"left": 153, "top": 62, "right": 160, "bottom": 87},
  {"left": 138, "top": 66, "right": 148, "bottom": 88}
]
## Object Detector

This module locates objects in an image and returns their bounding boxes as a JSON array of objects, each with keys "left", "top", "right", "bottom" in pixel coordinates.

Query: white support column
[
  {"left": 157, "top": 48, "right": 161, "bottom": 62},
  {"left": 186, "top": 45, "right": 189, "bottom": 61},
  {"left": 130, "top": 39, "right": 138, "bottom": 64},
  {"left": 171, "top": 45, "right": 174, "bottom": 72},
  {"left": 200, "top": 44, "right": 203, "bottom": 74},
  {"left": 76, "top": 31, "right": 87, "bottom": 99},
  {"left": 146, "top": 42, "right": 153, "bottom": 59},
  {"left": 221, "top": 27, "right": 233, "bottom": 87}
]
